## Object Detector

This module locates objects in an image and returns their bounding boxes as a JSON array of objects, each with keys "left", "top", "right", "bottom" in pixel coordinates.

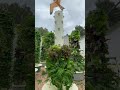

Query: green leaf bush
[{"left": 46, "top": 45, "right": 76, "bottom": 90}]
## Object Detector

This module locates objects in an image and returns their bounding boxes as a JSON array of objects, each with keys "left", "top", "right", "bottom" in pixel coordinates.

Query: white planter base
[{"left": 42, "top": 81, "right": 78, "bottom": 90}]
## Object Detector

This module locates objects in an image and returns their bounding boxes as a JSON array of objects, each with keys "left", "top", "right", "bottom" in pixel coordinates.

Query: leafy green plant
[
  {"left": 69, "top": 28, "right": 80, "bottom": 50},
  {"left": 69, "top": 26, "right": 85, "bottom": 72},
  {"left": 71, "top": 49, "right": 85, "bottom": 72},
  {"left": 46, "top": 45, "right": 76, "bottom": 90},
  {"left": 0, "top": 3, "right": 35, "bottom": 90}
]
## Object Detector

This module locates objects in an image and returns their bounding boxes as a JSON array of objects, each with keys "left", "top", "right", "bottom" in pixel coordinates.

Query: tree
[
  {"left": 35, "top": 27, "right": 55, "bottom": 63},
  {"left": 42, "top": 32, "right": 55, "bottom": 48},
  {"left": 36, "top": 27, "right": 48, "bottom": 36},
  {"left": 69, "top": 25, "right": 85, "bottom": 50},
  {"left": 75, "top": 25, "right": 85, "bottom": 38},
  {"left": 41, "top": 32, "right": 55, "bottom": 62},
  {"left": 69, "top": 28, "right": 80, "bottom": 50}
]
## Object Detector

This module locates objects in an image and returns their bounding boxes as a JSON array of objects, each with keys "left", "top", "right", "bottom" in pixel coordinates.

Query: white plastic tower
[{"left": 54, "top": 11, "right": 64, "bottom": 46}]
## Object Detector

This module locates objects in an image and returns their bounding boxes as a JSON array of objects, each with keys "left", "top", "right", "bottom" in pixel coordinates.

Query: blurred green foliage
[
  {"left": 35, "top": 27, "right": 55, "bottom": 63},
  {"left": 86, "top": 1, "right": 120, "bottom": 89},
  {"left": 35, "top": 27, "right": 48, "bottom": 63},
  {"left": 69, "top": 26, "right": 85, "bottom": 72},
  {"left": 46, "top": 45, "right": 75, "bottom": 90},
  {"left": 0, "top": 10, "right": 14, "bottom": 89},
  {"left": 14, "top": 15, "right": 35, "bottom": 90},
  {"left": 0, "top": 3, "right": 35, "bottom": 90}
]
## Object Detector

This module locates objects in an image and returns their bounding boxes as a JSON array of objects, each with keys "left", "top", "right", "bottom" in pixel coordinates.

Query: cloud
[{"left": 35, "top": 0, "right": 85, "bottom": 35}]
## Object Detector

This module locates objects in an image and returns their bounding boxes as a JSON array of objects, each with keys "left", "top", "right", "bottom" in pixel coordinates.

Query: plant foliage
[
  {"left": 69, "top": 26, "right": 85, "bottom": 72},
  {"left": 46, "top": 45, "right": 76, "bottom": 90},
  {"left": 35, "top": 28, "right": 55, "bottom": 63},
  {"left": 86, "top": 9, "right": 119, "bottom": 90},
  {"left": 14, "top": 15, "right": 35, "bottom": 90}
]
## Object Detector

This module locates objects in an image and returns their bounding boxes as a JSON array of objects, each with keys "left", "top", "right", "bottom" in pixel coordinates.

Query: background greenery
[
  {"left": 0, "top": 3, "right": 35, "bottom": 90},
  {"left": 46, "top": 45, "right": 78, "bottom": 90},
  {"left": 0, "top": 10, "right": 14, "bottom": 89},
  {"left": 86, "top": 0, "right": 120, "bottom": 89},
  {"left": 35, "top": 25, "right": 85, "bottom": 63}
]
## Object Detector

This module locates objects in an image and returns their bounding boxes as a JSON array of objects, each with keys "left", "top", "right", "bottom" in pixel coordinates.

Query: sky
[
  {"left": 1, "top": 0, "right": 118, "bottom": 35},
  {"left": 35, "top": 0, "right": 85, "bottom": 35}
]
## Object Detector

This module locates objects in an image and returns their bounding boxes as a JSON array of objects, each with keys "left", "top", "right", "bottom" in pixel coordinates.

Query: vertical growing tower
[{"left": 54, "top": 11, "right": 64, "bottom": 46}]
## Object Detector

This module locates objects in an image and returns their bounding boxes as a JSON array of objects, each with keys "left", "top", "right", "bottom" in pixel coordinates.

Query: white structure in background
[
  {"left": 64, "top": 34, "right": 69, "bottom": 46},
  {"left": 54, "top": 10, "right": 85, "bottom": 57},
  {"left": 54, "top": 11, "right": 64, "bottom": 46},
  {"left": 79, "top": 36, "right": 85, "bottom": 57}
]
